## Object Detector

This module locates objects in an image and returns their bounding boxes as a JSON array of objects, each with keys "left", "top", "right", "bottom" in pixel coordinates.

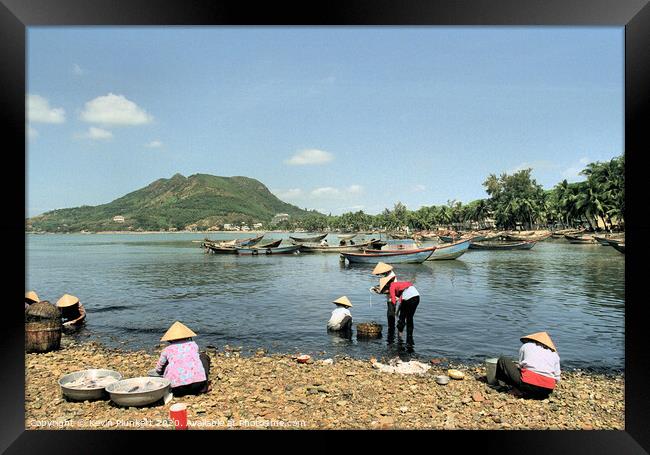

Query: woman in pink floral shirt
[{"left": 155, "top": 321, "right": 211, "bottom": 397}]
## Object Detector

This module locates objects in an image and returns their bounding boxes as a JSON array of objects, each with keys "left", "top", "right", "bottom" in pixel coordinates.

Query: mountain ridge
[{"left": 27, "top": 173, "right": 312, "bottom": 232}]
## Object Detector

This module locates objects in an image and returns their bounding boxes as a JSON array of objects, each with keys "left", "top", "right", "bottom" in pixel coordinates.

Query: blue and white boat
[
  {"left": 340, "top": 246, "right": 435, "bottom": 264},
  {"left": 426, "top": 238, "right": 471, "bottom": 260}
]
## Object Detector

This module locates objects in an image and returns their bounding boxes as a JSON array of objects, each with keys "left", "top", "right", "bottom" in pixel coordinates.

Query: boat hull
[
  {"left": 236, "top": 245, "right": 301, "bottom": 255},
  {"left": 289, "top": 233, "right": 328, "bottom": 243},
  {"left": 610, "top": 243, "right": 625, "bottom": 254},
  {"left": 469, "top": 241, "right": 536, "bottom": 250},
  {"left": 427, "top": 239, "right": 471, "bottom": 260},
  {"left": 341, "top": 247, "right": 435, "bottom": 264}
]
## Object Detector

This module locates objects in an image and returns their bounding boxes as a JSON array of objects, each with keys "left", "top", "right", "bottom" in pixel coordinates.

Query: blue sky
[{"left": 27, "top": 27, "right": 623, "bottom": 217}]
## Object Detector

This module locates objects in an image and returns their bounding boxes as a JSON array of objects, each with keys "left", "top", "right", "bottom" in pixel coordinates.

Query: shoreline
[{"left": 26, "top": 341, "right": 624, "bottom": 430}]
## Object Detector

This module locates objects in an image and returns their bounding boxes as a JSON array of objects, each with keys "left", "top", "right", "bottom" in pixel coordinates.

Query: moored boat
[
  {"left": 235, "top": 245, "right": 301, "bottom": 255},
  {"left": 289, "top": 233, "right": 328, "bottom": 243},
  {"left": 468, "top": 240, "right": 537, "bottom": 250},
  {"left": 610, "top": 242, "right": 625, "bottom": 254},
  {"left": 427, "top": 239, "right": 471, "bottom": 260},
  {"left": 341, "top": 246, "right": 436, "bottom": 264},
  {"left": 564, "top": 234, "right": 597, "bottom": 244},
  {"left": 299, "top": 239, "right": 378, "bottom": 253},
  {"left": 337, "top": 233, "right": 357, "bottom": 240},
  {"left": 256, "top": 239, "right": 283, "bottom": 248},
  {"left": 594, "top": 235, "right": 625, "bottom": 246}
]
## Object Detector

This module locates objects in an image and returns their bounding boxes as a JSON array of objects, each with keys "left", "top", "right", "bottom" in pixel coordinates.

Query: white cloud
[
  {"left": 413, "top": 184, "right": 426, "bottom": 192},
  {"left": 72, "top": 64, "right": 85, "bottom": 76},
  {"left": 311, "top": 185, "right": 363, "bottom": 198},
  {"left": 27, "top": 94, "right": 65, "bottom": 124},
  {"left": 145, "top": 140, "right": 163, "bottom": 148},
  {"left": 273, "top": 188, "right": 303, "bottom": 200},
  {"left": 285, "top": 149, "right": 333, "bottom": 166},
  {"left": 75, "top": 127, "right": 113, "bottom": 140},
  {"left": 80, "top": 93, "right": 153, "bottom": 126},
  {"left": 561, "top": 157, "right": 590, "bottom": 181}
]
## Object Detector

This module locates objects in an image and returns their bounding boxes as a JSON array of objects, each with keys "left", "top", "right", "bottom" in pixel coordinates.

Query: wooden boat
[
  {"left": 427, "top": 239, "right": 471, "bottom": 260},
  {"left": 468, "top": 240, "right": 537, "bottom": 250},
  {"left": 551, "top": 228, "right": 585, "bottom": 238},
  {"left": 341, "top": 246, "right": 436, "bottom": 264},
  {"left": 606, "top": 238, "right": 625, "bottom": 246},
  {"left": 388, "top": 232, "right": 413, "bottom": 240},
  {"left": 594, "top": 235, "right": 625, "bottom": 246},
  {"left": 438, "top": 235, "right": 460, "bottom": 243},
  {"left": 366, "top": 239, "right": 469, "bottom": 261},
  {"left": 505, "top": 232, "right": 552, "bottom": 242},
  {"left": 207, "top": 245, "right": 238, "bottom": 254},
  {"left": 62, "top": 303, "right": 86, "bottom": 333},
  {"left": 564, "top": 234, "right": 597, "bottom": 244},
  {"left": 256, "top": 239, "right": 283, "bottom": 248},
  {"left": 235, "top": 245, "right": 301, "bottom": 255},
  {"left": 204, "top": 234, "right": 265, "bottom": 249},
  {"left": 299, "top": 240, "right": 377, "bottom": 253},
  {"left": 610, "top": 242, "right": 625, "bottom": 254},
  {"left": 337, "top": 233, "right": 357, "bottom": 240},
  {"left": 289, "top": 233, "right": 328, "bottom": 243}
]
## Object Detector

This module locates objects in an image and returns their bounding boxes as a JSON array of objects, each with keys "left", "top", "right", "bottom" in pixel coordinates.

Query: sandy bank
[{"left": 25, "top": 342, "right": 624, "bottom": 430}]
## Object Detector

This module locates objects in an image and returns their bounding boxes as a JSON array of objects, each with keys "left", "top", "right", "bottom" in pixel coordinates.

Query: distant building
[
  {"left": 112, "top": 216, "right": 125, "bottom": 223},
  {"left": 253, "top": 223, "right": 263, "bottom": 229},
  {"left": 223, "top": 223, "right": 233, "bottom": 230},
  {"left": 241, "top": 225, "right": 250, "bottom": 231},
  {"left": 272, "top": 213, "right": 290, "bottom": 224}
]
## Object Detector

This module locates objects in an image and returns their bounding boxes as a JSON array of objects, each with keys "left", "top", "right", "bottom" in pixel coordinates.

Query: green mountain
[{"left": 27, "top": 173, "right": 312, "bottom": 232}]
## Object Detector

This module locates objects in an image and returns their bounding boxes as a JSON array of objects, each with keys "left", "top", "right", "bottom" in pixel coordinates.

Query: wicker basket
[
  {"left": 356, "top": 322, "right": 382, "bottom": 339},
  {"left": 25, "top": 319, "right": 62, "bottom": 353},
  {"left": 25, "top": 301, "right": 61, "bottom": 322}
]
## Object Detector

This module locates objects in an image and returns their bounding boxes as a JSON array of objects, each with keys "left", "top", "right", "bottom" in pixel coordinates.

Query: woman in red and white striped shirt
[{"left": 379, "top": 274, "right": 420, "bottom": 346}]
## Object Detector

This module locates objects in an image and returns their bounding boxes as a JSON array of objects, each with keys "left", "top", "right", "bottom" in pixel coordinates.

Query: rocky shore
[{"left": 25, "top": 342, "right": 624, "bottom": 430}]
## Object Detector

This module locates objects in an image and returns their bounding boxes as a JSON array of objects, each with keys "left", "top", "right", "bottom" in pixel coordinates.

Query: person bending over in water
[
  {"left": 154, "top": 321, "right": 211, "bottom": 397},
  {"left": 327, "top": 296, "right": 353, "bottom": 337}
]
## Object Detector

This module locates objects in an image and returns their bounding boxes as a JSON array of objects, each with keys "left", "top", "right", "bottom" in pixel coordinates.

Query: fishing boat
[
  {"left": 427, "top": 239, "right": 471, "bottom": 260},
  {"left": 468, "top": 240, "right": 537, "bottom": 250},
  {"left": 365, "top": 240, "right": 469, "bottom": 261},
  {"left": 256, "top": 239, "right": 283, "bottom": 248},
  {"left": 438, "top": 235, "right": 460, "bottom": 243},
  {"left": 564, "top": 234, "right": 597, "bottom": 244},
  {"left": 388, "top": 232, "right": 413, "bottom": 240},
  {"left": 337, "top": 233, "right": 357, "bottom": 240},
  {"left": 610, "top": 242, "right": 625, "bottom": 254},
  {"left": 594, "top": 235, "right": 625, "bottom": 246},
  {"left": 62, "top": 303, "right": 86, "bottom": 333},
  {"left": 505, "top": 232, "right": 552, "bottom": 242},
  {"left": 340, "top": 246, "right": 436, "bottom": 264},
  {"left": 235, "top": 245, "right": 301, "bottom": 255},
  {"left": 207, "top": 245, "right": 238, "bottom": 254},
  {"left": 551, "top": 228, "right": 585, "bottom": 238},
  {"left": 289, "top": 233, "right": 328, "bottom": 243},
  {"left": 299, "top": 239, "right": 378, "bottom": 253}
]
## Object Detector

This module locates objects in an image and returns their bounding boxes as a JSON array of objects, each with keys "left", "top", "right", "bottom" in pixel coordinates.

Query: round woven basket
[
  {"left": 356, "top": 322, "right": 382, "bottom": 338},
  {"left": 25, "top": 301, "right": 61, "bottom": 322}
]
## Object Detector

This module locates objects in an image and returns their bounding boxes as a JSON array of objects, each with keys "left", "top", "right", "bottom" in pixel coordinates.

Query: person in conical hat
[
  {"left": 372, "top": 262, "right": 393, "bottom": 276},
  {"left": 327, "top": 296, "right": 353, "bottom": 336},
  {"left": 153, "top": 321, "right": 211, "bottom": 397},
  {"left": 494, "top": 331, "right": 561, "bottom": 399},
  {"left": 378, "top": 273, "right": 420, "bottom": 348},
  {"left": 25, "top": 291, "right": 40, "bottom": 310},
  {"left": 56, "top": 294, "right": 82, "bottom": 324}
]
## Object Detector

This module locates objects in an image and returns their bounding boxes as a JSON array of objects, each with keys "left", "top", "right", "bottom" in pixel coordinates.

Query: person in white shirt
[
  {"left": 320, "top": 239, "right": 329, "bottom": 246},
  {"left": 327, "top": 296, "right": 353, "bottom": 336},
  {"left": 495, "top": 331, "right": 561, "bottom": 399}
]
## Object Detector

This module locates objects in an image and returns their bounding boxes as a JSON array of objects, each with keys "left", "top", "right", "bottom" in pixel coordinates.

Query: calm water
[{"left": 26, "top": 233, "right": 625, "bottom": 370}]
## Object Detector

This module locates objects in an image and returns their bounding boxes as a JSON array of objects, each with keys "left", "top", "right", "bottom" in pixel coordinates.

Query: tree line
[{"left": 279, "top": 155, "right": 624, "bottom": 232}]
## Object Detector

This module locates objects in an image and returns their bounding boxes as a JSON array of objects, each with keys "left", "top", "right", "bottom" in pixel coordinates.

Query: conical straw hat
[
  {"left": 379, "top": 275, "right": 396, "bottom": 293},
  {"left": 372, "top": 262, "right": 393, "bottom": 275},
  {"left": 25, "top": 291, "right": 40, "bottom": 303},
  {"left": 332, "top": 296, "right": 352, "bottom": 308},
  {"left": 521, "top": 331, "right": 557, "bottom": 352},
  {"left": 56, "top": 294, "right": 79, "bottom": 307},
  {"left": 161, "top": 321, "right": 197, "bottom": 341}
]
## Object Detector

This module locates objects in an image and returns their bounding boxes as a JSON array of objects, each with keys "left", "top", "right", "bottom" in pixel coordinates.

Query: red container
[{"left": 169, "top": 403, "right": 188, "bottom": 430}]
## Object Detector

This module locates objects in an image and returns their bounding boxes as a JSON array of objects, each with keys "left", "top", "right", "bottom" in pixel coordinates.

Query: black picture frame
[{"left": 3, "top": 0, "right": 649, "bottom": 452}]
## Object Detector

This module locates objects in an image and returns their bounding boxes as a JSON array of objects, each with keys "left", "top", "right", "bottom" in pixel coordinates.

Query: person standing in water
[{"left": 378, "top": 274, "right": 420, "bottom": 347}]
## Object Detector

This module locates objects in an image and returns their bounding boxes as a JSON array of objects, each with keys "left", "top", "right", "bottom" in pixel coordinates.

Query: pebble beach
[{"left": 25, "top": 341, "right": 624, "bottom": 430}]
